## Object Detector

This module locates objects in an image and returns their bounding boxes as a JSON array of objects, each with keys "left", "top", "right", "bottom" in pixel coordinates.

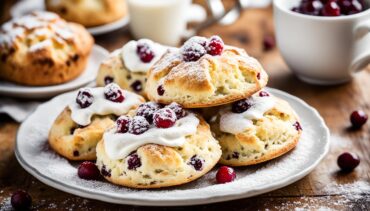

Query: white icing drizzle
[
  {"left": 220, "top": 91, "right": 275, "bottom": 134},
  {"left": 29, "top": 39, "right": 52, "bottom": 52},
  {"left": 121, "top": 39, "right": 167, "bottom": 73},
  {"left": 68, "top": 87, "right": 142, "bottom": 126},
  {"left": 103, "top": 113, "right": 200, "bottom": 160}
]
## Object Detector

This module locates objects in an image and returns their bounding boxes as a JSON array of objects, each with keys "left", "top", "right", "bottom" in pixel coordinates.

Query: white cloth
[{"left": 0, "top": 98, "right": 40, "bottom": 122}]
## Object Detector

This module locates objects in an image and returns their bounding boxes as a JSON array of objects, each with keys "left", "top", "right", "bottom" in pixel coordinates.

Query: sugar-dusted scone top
[
  {"left": 49, "top": 84, "right": 145, "bottom": 160},
  {"left": 0, "top": 11, "right": 93, "bottom": 86},
  {"left": 209, "top": 90, "right": 302, "bottom": 166},
  {"left": 146, "top": 36, "right": 268, "bottom": 108},
  {"left": 96, "top": 102, "right": 222, "bottom": 188},
  {"left": 96, "top": 39, "right": 168, "bottom": 98},
  {"left": 45, "top": 0, "right": 127, "bottom": 27}
]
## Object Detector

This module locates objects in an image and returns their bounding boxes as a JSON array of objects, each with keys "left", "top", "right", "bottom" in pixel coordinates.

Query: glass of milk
[{"left": 127, "top": 0, "right": 192, "bottom": 46}]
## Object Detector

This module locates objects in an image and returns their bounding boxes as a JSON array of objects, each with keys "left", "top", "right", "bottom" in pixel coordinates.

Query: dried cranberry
[
  {"left": 206, "top": 35, "right": 224, "bottom": 56},
  {"left": 153, "top": 108, "right": 177, "bottom": 128},
  {"left": 129, "top": 116, "right": 150, "bottom": 135},
  {"left": 78, "top": 161, "right": 101, "bottom": 180},
  {"left": 166, "top": 102, "right": 187, "bottom": 119},
  {"left": 76, "top": 88, "right": 94, "bottom": 108},
  {"left": 11, "top": 190, "right": 32, "bottom": 210},
  {"left": 337, "top": 152, "right": 360, "bottom": 172},
  {"left": 259, "top": 91, "right": 270, "bottom": 97},
  {"left": 157, "top": 85, "right": 165, "bottom": 96},
  {"left": 263, "top": 35, "right": 276, "bottom": 51},
  {"left": 136, "top": 102, "right": 161, "bottom": 123},
  {"left": 350, "top": 110, "right": 368, "bottom": 129},
  {"left": 116, "top": 115, "right": 131, "bottom": 133},
  {"left": 127, "top": 152, "right": 142, "bottom": 170},
  {"left": 136, "top": 41, "right": 155, "bottom": 63},
  {"left": 100, "top": 165, "right": 111, "bottom": 177},
  {"left": 104, "top": 83, "right": 125, "bottom": 103},
  {"left": 188, "top": 155, "right": 204, "bottom": 171},
  {"left": 293, "top": 121, "right": 303, "bottom": 131},
  {"left": 216, "top": 166, "right": 236, "bottom": 184},
  {"left": 130, "top": 80, "right": 143, "bottom": 92},
  {"left": 231, "top": 99, "right": 252, "bottom": 113},
  {"left": 104, "top": 76, "right": 114, "bottom": 85}
]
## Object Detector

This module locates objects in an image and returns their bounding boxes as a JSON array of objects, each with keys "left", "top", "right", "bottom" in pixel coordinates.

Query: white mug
[
  {"left": 127, "top": 0, "right": 191, "bottom": 46},
  {"left": 273, "top": 0, "right": 370, "bottom": 85}
]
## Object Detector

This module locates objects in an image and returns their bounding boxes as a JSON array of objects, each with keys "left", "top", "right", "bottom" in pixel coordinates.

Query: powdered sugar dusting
[
  {"left": 16, "top": 89, "right": 330, "bottom": 205},
  {"left": 29, "top": 39, "right": 53, "bottom": 52}
]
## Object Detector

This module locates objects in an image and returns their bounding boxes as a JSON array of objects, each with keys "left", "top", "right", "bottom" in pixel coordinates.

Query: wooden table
[{"left": 1, "top": 3, "right": 369, "bottom": 210}]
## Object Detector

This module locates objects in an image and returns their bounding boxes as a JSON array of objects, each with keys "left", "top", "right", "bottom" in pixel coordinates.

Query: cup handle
[{"left": 350, "top": 20, "right": 370, "bottom": 72}]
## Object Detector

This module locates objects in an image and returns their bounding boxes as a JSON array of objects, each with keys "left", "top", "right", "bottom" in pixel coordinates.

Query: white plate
[
  {"left": 15, "top": 88, "right": 330, "bottom": 206},
  {"left": 10, "top": 0, "right": 129, "bottom": 36},
  {"left": 0, "top": 45, "right": 108, "bottom": 99}
]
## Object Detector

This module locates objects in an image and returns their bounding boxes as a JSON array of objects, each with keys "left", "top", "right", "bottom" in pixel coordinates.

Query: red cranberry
[
  {"left": 350, "top": 110, "right": 368, "bottom": 128},
  {"left": 76, "top": 88, "right": 94, "bottom": 109},
  {"left": 337, "top": 152, "right": 360, "bottom": 172},
  {"left": 157, "top": 85, "right": 165, "bottom": 96},
  {"left": 166, "top": 102, "right": 187, "bottom": 119},
  {"left": 263, "top": 35, "right": 276, "bottom": 51},
  {"left": 116, "top": 115, "right": 131, "bottom": 133},
  {"left": 188, "top": 155, "right": 204, "bottom": 171},
  {"left": 130, "top": 80, "right": 143, "bottom": 92},
  {"left": 216, "top": 166, "right": 236, "bottom": 184},
  {"left": 11, "top": 190, "right": 32, "bottom": 210},
  {"left": 78, "top": 161, "right": 101, "bottom": 180},
  {"left": 181, "top": 39, "right": 207, "bottom": 62},
  {"left": 293, "top": 121, "right": 303, "bottom": 131},
  {"left": 129, "top": 116, "right": 150, "bottom": 135},
  {"left": 257, "top": 72, "right": 261, "bottom": 80},
  {"left": 231, "top": 99, "right": 252, "bottom": 113},
  {"left": 104, "top": 76, "right": 114, "bottom": 85},
  {"left": 322, "top": 0, "right": 341, "bottom": 16},
  {"left": 100, "top": 165, "right": 111, "bottom": 177},
  {"left": 136, "top": 102, "right": 161, "bottom": 123},
  {"left": 206, "top": 35, "right": 224, "bottom": 56},
  {"left": 188, "top": 36, "right": 208, "bottom": 47},
  {"left": 300, "top": 0, "right": 324, "bottom": 15},
  {"left": 153, "top": 108, "right": 177, "bottom": 128},
  {"left": 127, "top": 152, "right": 142, "bottom": 170},
  {"left": 338, "top": 0, "right": 363, "bottom": 15},
  {"left": 259, "top": 91, "right": 270, "bottom": 97},
  {"left": 136, "top": 41, "right": 155, "bottom": 63},
  {"left": 104, "top": 83, "right": 125, "bottom": 103}
]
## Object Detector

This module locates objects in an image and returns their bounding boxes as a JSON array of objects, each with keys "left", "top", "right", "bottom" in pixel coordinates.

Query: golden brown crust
[
  {"left": 146, "top": 47, "right": 268, "bottom": 108},
  {"left": 0, "top": 12, "right": 94, "bottom": 86},
  {"left": 45, "top": 0, "right": 127, "bottom": 27},
  {"left": 96, "top": 115, "right": 222, "bottom": 189}
]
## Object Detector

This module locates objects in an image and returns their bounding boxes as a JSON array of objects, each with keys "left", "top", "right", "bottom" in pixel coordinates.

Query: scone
[
  {"left": 209, "top": 90, "right": 302, "bottom": 166},
  {"left": 49, "top": 83, "right": 145, "bottom": 160},
  {"left": 146, "top": 36, "right": 268, "bottom": 108},
  {"left": 45, "top": 0, "right": 127, "bottom": 27},
  {"left": 0, "top": 11, "right": 93, "bottom": 86},
  {"left": 96, "top": 102, "right": 222, "bottom": 188},
  {"left": 96, "top": 39, "right": 168, "bottom": 97}
]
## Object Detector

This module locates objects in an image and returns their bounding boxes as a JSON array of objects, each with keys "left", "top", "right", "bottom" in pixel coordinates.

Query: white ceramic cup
[
  {"left": 273, "top": 0, "right": 370, "bottom": 85},
  {"left": 127, "top": 0, "right": 191, "bottom": 46}
]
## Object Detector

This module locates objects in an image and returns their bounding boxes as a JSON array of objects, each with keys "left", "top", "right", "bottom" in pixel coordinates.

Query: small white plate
[
  {"left": 10, "top": 0, "right": 129, "bottom": 36},
  {"left": 15, "top": 88, "right": 330, "bottom": 206},
  {"left": 0, "top": 45, "right": 108, "bottom": 99}
]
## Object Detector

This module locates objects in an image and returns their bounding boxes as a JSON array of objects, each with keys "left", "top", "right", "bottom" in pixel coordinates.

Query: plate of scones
[
  {"left": 0, "top": 11, "right": 109, "bottom": 98},
  {"left": 15, "top": 36, "right": 330, "bottom": 206}
]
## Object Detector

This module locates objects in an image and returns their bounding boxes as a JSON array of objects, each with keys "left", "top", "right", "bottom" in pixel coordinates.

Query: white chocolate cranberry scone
[
  {"left": 96, "top": 102, "right": 222, "bottom": 188},
  {"left": 96, "top": 39, "right": 168, "bottom": 97},
  {"left": 146, "top": 36, "right": 268, "bottom": 108},
  {"left": 49, "top": 83, "right": 145, "bottom": 160},
  {"left": 210, "top": 90, "right": 302, "bottom": 166}
]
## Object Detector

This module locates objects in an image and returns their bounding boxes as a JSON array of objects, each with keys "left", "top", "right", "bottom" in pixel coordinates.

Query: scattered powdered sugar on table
[{"left": 16, "top": 90, "right": 329, "bottom": 204}]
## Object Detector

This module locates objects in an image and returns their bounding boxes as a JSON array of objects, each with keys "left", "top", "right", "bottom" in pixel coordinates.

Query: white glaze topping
[
  {"left": 103, "top": 113, "right": 200, "bottom": 160},
  {"left": 121, "top": 39, "right": 167, "bottom": 73},
  {"left": 69, "top": 87, "right": 142, "bottom": 126},
  {"left": 220, "top": 91, "right": 275, "bottom": 134}
]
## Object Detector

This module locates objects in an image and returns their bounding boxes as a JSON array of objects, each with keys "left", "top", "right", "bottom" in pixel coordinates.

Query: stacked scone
[{"left": 49, "top": 36, "right": 302, "bottom": 189}]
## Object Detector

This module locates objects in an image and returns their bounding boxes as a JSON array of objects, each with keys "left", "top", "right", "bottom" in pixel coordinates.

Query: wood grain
[{"left": 0, "top": 2, "right": 369, "bottom": 210}]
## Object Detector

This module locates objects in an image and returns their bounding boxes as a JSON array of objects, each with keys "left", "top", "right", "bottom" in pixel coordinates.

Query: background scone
[
  {"left": 96, "top": 39, "right": 168, "bottom": 97},
  {"left": 0, "top": 11, "right": 93, "bottom": 86},
  {"left": 49, "top": 84, "right": 144, "bottom": 160},
  {"left": 45, "top": 0, "right": 127, "bottom": 27},
  {"left": 96, "top": 102, "right": 222, "bottom": 188},
  {"left": 146, "top": 36, "right": 268, "bottom": 108},
  {"left": 210, "top": 90, "right": 302, "bottom": 166}
]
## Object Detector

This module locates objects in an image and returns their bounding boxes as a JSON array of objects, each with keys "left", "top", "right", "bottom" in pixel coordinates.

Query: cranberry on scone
[
  {"left": 137, "top": 41, "right": 155, "bottom": 63},
  {"left": 104, "top": 83, "right": 125, "bottom": 103},
  {"left": 76, "top": 88, "right": 94, "bottom": 108},
  {"left": 153, "top": 108, "right": 177, "bottom": 128}
]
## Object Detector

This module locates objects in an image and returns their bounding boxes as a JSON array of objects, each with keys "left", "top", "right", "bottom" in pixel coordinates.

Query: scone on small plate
[
  {"left": 45, "top": 0, "right": 127, "bottom": 27},
  {"left": 146, "top": 36, "right": 268, "bottom": 108},
  {"left": 96, "top": 39, "right": 168, "bottom": 98},
  {"left": 209, "top": 90, "right": 302, "bottom": 166},
  {"left": 96, "top": 102, "right": 222, "bottom": 188},
  {"left": 49, "top": 83, "right": 145, "bottom": 160},
  {"left": 0, "top": 11, "right": 94, "bottom": 86}
]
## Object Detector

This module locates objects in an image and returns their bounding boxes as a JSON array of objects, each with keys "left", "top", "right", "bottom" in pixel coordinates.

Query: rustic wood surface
[{"left": 1, "top": 1, "right": 370, "bottom": 210}]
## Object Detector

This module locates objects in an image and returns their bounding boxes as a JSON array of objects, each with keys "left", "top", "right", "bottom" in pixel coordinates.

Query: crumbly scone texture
[
  {"left": 45, "top": 0, "right": 127, "bottom": 27},
  {"left": 210, "top": 96, "right": 302, "bottom": 166},
  {"left": 146, "top": 46, "right": 268, "bottom": 108},
  {"left": 96, "top": 50, "right": 147, "bottom": 98},
  {"left": 0, "top": 11, "right": 94, "bottom": 86},
  {"left": 48, "top": 108, "right": 115, "bottom": 160},
  {"left": 96, "top": 116, "right": 222, "bottom": 188}
]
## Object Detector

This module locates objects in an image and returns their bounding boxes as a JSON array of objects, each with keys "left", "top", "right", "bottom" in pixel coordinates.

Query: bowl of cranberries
[{"left": 273, "top": 0, "right": 370, "bottom": 85}]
